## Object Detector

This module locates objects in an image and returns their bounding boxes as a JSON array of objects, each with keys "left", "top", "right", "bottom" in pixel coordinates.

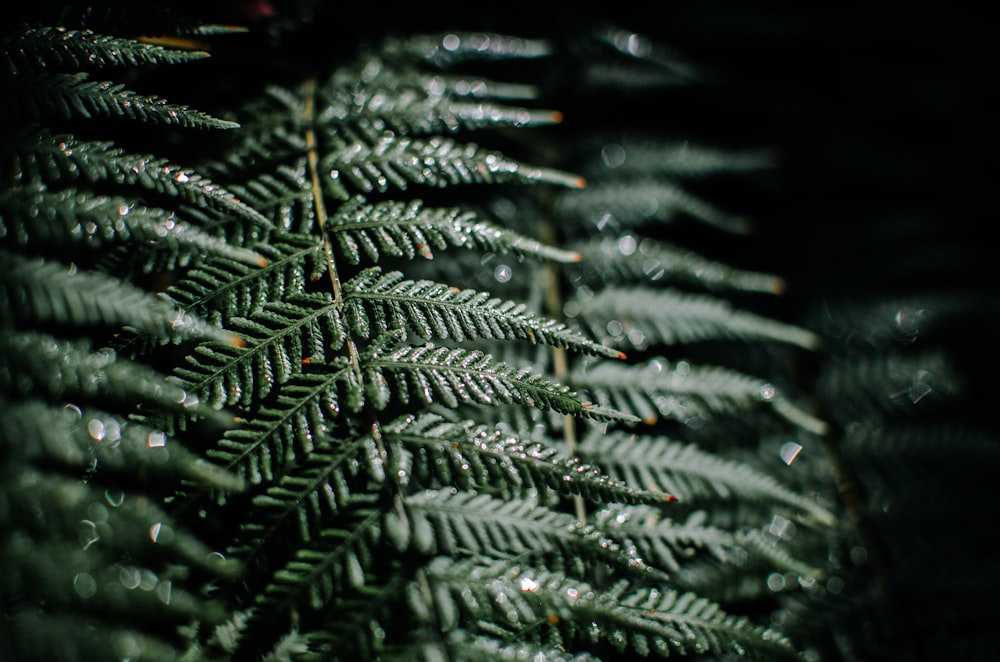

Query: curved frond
[
  {"left": 2, "top": 130, "right": 270, "bottom": 227},
  {"left": 0, "top": 185, "right": 266, "bottom": 267},
  {"left": 384, "top": 413, "right": 672, "bottom": 505},
  {"left": 555, "top": 178, "right": 750, "bottom": 235},
  {"left": 1, "top": 251, "right": 242, "bottom": 346},
  {"left": 567, "top": 234, "right": 785, "bottom": 294},
  {"left": 577, "top": 430, "right": 835, "bottom": 526},
  {"left": 377, "top": 32, "right": 552, "bottom": 66},
  {"left": 329, "top": 196, "right": 580, "bottom": 265},
  {"left": 0, "top": 397, "right": 243, "bottom": 491},
  {"left": 576, "top": 285, "right": 820, "bottom": 350},
  {"left": 344, "top": 267, "right": 621, "bottom": 358},
  {"left": 321, "top": 129, "right": 585, "bottom": 201},
  {"left": 165, "top": 233, "right": 326, "bottom": 322},
  {"left": 401, "top": 488, "right": 662, "bottom": 579},
  {"left": 423, "top": 558, "right": 798, "bottom": 659},
  {"left": 1, "top": 26, "right": 209, "bottom": 75},
  {"left": 570, "top": 357, "right": 828, "bottom": 434},
  {"left": 207, "top": 362, "right": 354, "bottom": 484},
  {"left": 171, "top": 293, "right": 346, "bottom": 409},
  {"left": 0, "top": 72, "right": 239, "bottom": 128},
  {"left": 364, "top": 339, "right": 639, "bottom": 423}
]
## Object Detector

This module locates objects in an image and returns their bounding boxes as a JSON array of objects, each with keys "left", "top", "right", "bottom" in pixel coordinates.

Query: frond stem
[
  {"left": 541, "top": 215, "right": 586, "bottom": 524},
  {"left": 304, "top": 77, "right": 363, "bottom": 386}
]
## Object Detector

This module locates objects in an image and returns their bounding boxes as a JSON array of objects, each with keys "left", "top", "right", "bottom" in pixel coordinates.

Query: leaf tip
[
  {"left": 575, "top": 177, "right": 587, "bottom": 189},
  {"left": 665, "top": 494, "right": 679, "bottom": 503},
  {"left": 616, "top": 351, "right": 628, "bottom": 360},
  {"left": 551, "top": 110, "right": 564, "bottom": 123}
]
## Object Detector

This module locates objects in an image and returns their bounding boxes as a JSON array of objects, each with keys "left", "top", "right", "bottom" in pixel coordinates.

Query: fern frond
[
  {"left": 577, "top": 430, "right": 835, "bottom": 526},
  {"left": 344, "top": 267, "right": 621, "bottom": 359},
  {"left": 1, "top": 26, "right": 209, "bottom": 75},
  {"left": 570, "top": 357, "right": 828, "bottom": 434},
  {"left": 165, "top": 233, "right": 325, "bottom": 322},
  {"left": 0, "top": 72, "right": 240, "bottom": 128},
  {"left": 363, "top": 339, "right": 639, "bottom": 423},
  {"left": 579, "top": 136, "right": 773, "bottom": 178},
  {"left": 2, "top": 130, "right": 270, "bottom": 227},
  {"left": 377, "top": 32, "right": 552, "bottom": 66},
  {"left": 594, "top": 505, "right": 824, "bottom": 580},
  {"left": 1, "top": 251, "right": 243, "bottom": 346},
  {"left": 441, "top": 632, "right": 574, "bottom": 662},
  {"left": 0, "top": 185, "right": 267, "bottom": 267},
  {"left": 383, "top": 413, "right": 671, "bottom": 505},
  {"left": 575, "top": 286, "right": 820, "bottom": 350},
  {"left": 329, "top": 196, "right": 580, "bottom": 265},
  {"left": 555, "top": 178, "right": 751, "bottom": 235},
  {"left": 567, "top": 234, "right": 786, "bottom": 294},
  {"left": 0, "top": 331, "right": 213, "bottom": 417},
  {"left": 595, "top": 25, "right": 703, "bottom": 82},
  {"left": 171, "top": 293, "right": 346, "bottom": 409},
  {"left": 235, "top": 508, "right": 384, "bottom": 658},
  {"left": 208, "top": 362, "right": 354, "bottom": 484},
  {"left": 221, "top": 162, "right": 315, "bottom": 233},
  {"left": 320, "top": 84, "right": 562, "bottom": 137},
  {"left": 401, "top": 488, "right": 663, "bottom": 579},
  {"left": 3, "top": 468, "right": 241, "bottom": 577},
  {"left": 0, "top": 398, "right": 244, "bottom": 491},
  {"left": 321, "top": 129, "right": 585, "bottom": 201},
  {"left": 423, "top": 558, "right": 798, "bottom": 659},
  {"left": 228, "top": 434, "right": 384, "bottom": 567}
]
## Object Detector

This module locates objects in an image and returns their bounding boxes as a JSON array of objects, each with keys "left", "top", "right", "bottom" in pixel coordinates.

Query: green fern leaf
[
  {"left": 0, "top": 72, "right": 240, "bottom": 128},
  {"left": 364, "top": 339, "right": 639, "bottom": 423},
  {"left": 567, "top": 234, "right": 786, "bottom": 294},
  {"left": 344, "top": 267, "right": 621, "bottom": 359},
  {"left": 570, "top": 357, "right": 828, "bottom": 434},
  {"left": 0, "top": 398, "right": 244, "bottom": 491},
  {"left": 208, "top": 361, "right": 354, "bottom": 484},
  {"left": 0, "top": 185, "right": 267, "bottom": 267},
  {"left": 236, "top": 508, "right": 383, "bottom": 658},
  {"left": 579, "top": 136, "right": 773, "bottom": 178},
  {"left": 0, "top": 331, "right": 212, "bottom": 417},
  {"left": 401, "top": 488, "right": 663, "bottom": 579},
  {"left": 4, "top": 611, "right": 183, "bottom": 662},
  {"left": 2, "top": 129, "right": 270, "bottom": 227},
  {"left": 329, "top": 196, "right": 579, "bottom": 265},
  {"left": 165, "top": 233, "right": 325, "bottom": 323},
  {"left": 575, "top": 285, "right": 820, "bottom": 350},
  {"left": 321, "top": 128, "right": 585, "bottom": 201},
  {"left": 383, "top": 413, "right": 671, "bottom": 505},
  {"left": 594, "top": 505, "right": 824, "bottom": 581},
  {"left": 320, "top": 81, "right": 562, "bottom": 137},
  {"left": 378, "top": 32, "right": 552, "bottom": 66},
  {"left": 170, "top": 293, "right": 346, "bottom": 409},
  {"left": 227, "top": 433, "right": 384, "bottom": 566},
  {"left": 578, "top": 430, "right": 834, "bottom": 526},
  {"left": 1, "top": 251, "right": 243, "bottom": 346},
  {"left": 555, "top": 178, "right": 751, "bottom": 235},
  {"left": 423, "top": 558, "right": 798, "bottom": 659},
  {"left": 1, "top": 26, "right": 209, "bottom": 75}
]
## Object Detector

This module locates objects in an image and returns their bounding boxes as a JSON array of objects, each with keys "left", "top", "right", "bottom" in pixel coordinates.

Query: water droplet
[
  {"left": 617, "top": 234, "right": 637, "bottom": 256},
  {"left": 119, "top": 565, "right": 141, "bottom": 590},
  {"left": 443, "top": 34, "right": 460, "bottom": 51},
  {"left": 175, "top": 172, "right": 189, "bottom": 183},
  {"left": 766, "top": 572, "right": 786, "bottom": 592},
  {"left": 601, "top": 143, "right": 627, "bottom": 168},
  {"left": 493, "top": 264, "right": 512, "bottom": 283},
  {"left": 73, "top": 572, "right": 97, "bottom": 598},
  {"left": 759, "top": 383, "right": 776, "bottom": 401},
  {"left": 519, "top": 577, "right": 539, "bottom": 592},
  {"left": 77, "top": 519, "right": 100, "bottom": 549},
  {"left": 826, "top": 576, "right": 845, "bottom": 594},
  {"left": 117, "top": 203, "right": 130, "bottom": 216},
  {"left": 147, "top": 431, "right": 167, "bottom": 448},
  {"left": 104, "top": 488, "right": 125, "bottom": 507},
  {"left": 87, "top": 418, "right": 106, "bottom": 441},
  {"left": 779, "top": 441, "right": 803, "bottom": 465}
]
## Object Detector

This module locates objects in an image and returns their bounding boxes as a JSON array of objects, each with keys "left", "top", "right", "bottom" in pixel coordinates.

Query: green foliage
[{"left": 4, "top": 3, "right": 988, "bottom": 662}]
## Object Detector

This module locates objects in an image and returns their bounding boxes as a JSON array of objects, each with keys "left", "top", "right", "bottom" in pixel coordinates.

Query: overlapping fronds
[
  {"left": 329, "top": 195, "right": 581, "bottom": 264},
  {"left": 0, "top": 7, "right": 850, "bottom": 662}
]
